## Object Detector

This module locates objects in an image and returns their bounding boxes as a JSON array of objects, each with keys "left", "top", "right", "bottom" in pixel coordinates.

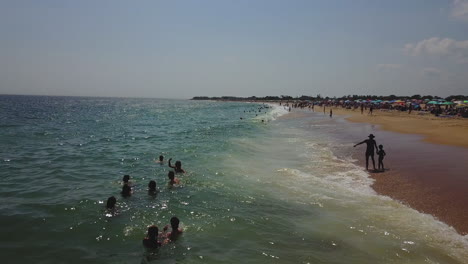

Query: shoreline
[{"left": 326, "top": 107, "right": 468, "bottom": 235}]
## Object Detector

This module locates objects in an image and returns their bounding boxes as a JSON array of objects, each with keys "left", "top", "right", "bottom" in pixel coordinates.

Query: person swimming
[
  {"left": 142, "top": 225, "right": 162, "bottom": 249},
  {"left": 168, "top": 171, "right": 180, "bottom": 186},
  {"left": 148, "top": 180, "right": 157, "bottom": 194},
  {"left": 105, "top": 196, "right": 118, "bottom": 216},
  {"left": 155, "top": 155, "right": 164, "bottom": 164},
  {"left": 163, "top": 216, "right": 183, "bottom": 243},
  {"left": 168, "top": 158, "right": 186, "bottom": 173},
  {"left": 122, "top": 174, "right": 131, "bottom": 185},
  {"left": 121, "top": 184, "right": 132, "bottom": 197},
  {"left": 106, "top": 196, "right": 116, "bottom": 210}
]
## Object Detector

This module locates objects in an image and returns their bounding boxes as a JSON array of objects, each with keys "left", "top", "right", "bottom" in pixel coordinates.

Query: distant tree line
[{"left": 192, "top": 94, "right": 468, "bottom": 101}]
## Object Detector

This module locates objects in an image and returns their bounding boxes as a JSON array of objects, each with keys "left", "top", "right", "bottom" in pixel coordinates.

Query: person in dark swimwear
[
  {"left": 354, "top": 134, "right": 378, "bottom": 171},
  {"left": 106, "top": 196, "right": 116, "bottom": 210},
  {"left": 168, "top": 171, "right": 180, "bottom": 186},
  {"left": 121, "top": 184, "right": 132, "bottom": 197},
  {"left": 122, "top": 175, "right": 131, "bottom": 185},
  {"left": 148, "top": 180, "right": 157, "bottom": 195},
  {"left": 163, "top": 216, "right": 183, "bottom": 243},
  {"left": 155, "top": 155, "right": 164, "bottom": 164},
  {"left": 169, "top": 158, "right": 186, "bottom": 173},
  {"left": 105, "top": 196, "right": 118, "bottom": 216},
  {"left": 143, "top": 225, "right": 162, "bottom": 249},
  {"left": 377, "top": 144, "right": 386, "bottom": 171}
]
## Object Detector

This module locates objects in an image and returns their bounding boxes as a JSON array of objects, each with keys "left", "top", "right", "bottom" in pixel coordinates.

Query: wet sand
[
  {"left": 327, "top": 107, "right": 468, "bottom": 235},
  {"left": 359, "top": 132, "right": 468, "bottom": 235}
]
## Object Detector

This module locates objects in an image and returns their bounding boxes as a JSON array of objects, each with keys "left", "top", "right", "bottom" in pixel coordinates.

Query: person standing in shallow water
[
  {"left": 354, "top": 134, "right": 378, "bottom": 171},
  {"left": 121, "top": 184, "right": 132, "bottom": 197},
  {"left": 163, "top": 216, "right": 183, "bottom": 243},
  {"left": 148, "top": 180, "right": 157, "bottom": 195},
  {"left": 168, "top": 171, "right": 180, "bottom": 187},
  {"left": 122, "top": 174, "right": 131, "bottom": 185},
  {"left": 106, "top": 196, "right": 116, "bottom": 210},
  {"left": 169, "top": 158, "right": 186, "bottom": 173},
  {"left": 377, "top": 144, "right": 386, "bottom": 171},
  {"left": 143, "top": 225, "right": 162, "bottom": 249},
  {"left": 155, "top": 155, "right": 164, "bottom": 164}
]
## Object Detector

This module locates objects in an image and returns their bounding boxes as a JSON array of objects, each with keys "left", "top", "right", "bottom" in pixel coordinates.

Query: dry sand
[{"left": 331, "top": 107, "right": 468, "bottom": 148}]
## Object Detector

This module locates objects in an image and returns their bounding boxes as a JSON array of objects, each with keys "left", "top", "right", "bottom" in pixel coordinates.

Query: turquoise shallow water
[{"left": 0, "top": 95, "right": 467, "bottom": 264}]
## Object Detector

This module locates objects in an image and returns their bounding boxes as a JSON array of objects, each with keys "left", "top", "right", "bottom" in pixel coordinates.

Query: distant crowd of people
[
  {"left": 280, "top": 100, "right": 468, "bottom": 117},
  {"left": 105, "top": 155, "right": 185, "bottom": 249}
]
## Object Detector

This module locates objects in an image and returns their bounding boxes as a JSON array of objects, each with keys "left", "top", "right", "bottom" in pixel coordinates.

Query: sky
[{"left": 1, "top": 0, "right": 468, "bottom": 99}]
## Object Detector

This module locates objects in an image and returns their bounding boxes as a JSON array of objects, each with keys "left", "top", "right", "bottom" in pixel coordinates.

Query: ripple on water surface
[{"left": 0, "top": 96, "right": 467, "bottom": 263}]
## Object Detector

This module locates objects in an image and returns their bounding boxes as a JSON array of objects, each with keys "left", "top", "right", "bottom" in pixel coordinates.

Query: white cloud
[
  {"left": 452, "top": 0, "right": 468, "bottom": 20},
  {"left": 404, "top": 37, "right": 468, "bottom": 63}
]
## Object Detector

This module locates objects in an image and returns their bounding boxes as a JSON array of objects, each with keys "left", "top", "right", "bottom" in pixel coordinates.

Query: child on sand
[{"left": 377, "top": 144, "right": 386, "bottom": 171}]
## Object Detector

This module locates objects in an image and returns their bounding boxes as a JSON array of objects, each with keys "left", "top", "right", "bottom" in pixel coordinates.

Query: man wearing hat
[{"left": 354, "top": 134, "right": 378, "bottom": 171}]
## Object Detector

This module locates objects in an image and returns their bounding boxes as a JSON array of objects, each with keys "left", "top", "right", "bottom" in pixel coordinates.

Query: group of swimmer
[
  {"left": 105, "top": 155, "right": 185, "bottom": 249},
  {"left": 241, "top": 104, "right": 271, "bottom": 123}
]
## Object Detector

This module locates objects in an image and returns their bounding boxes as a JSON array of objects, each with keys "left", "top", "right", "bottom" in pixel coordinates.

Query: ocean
[{"left": 0, "top": 95, "right": 467, "bottom": 264}]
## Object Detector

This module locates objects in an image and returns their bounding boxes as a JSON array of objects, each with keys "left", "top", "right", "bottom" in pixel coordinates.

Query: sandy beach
[
  {"left": 331, "top": 107, "right": 468, "bottom": 148},
  {"left": 329, "top": 106, "right": 468, "bottom": 235}
]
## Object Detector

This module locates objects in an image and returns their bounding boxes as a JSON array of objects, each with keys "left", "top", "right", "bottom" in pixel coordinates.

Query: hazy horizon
[{"left": 1, "top": 0, "right": 468, "bottom": 99}]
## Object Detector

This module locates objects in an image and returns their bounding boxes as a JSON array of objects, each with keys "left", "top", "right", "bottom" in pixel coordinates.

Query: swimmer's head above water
[
  {"left": 106, "top": 196, "right": 116, "bottom": 209},
  {"left": 148, "top": 180, "right": 157, "bottom": 192},
  {"left": 121, "top": 184, "right": 131, "bottom": 197},
  {"left": 122, "top": 174, "right": 130, "bottom": 183}
]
